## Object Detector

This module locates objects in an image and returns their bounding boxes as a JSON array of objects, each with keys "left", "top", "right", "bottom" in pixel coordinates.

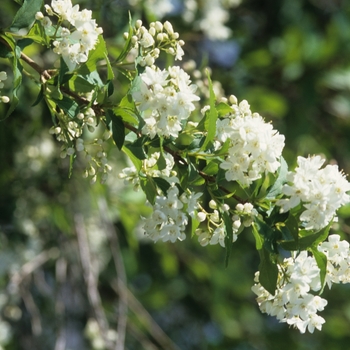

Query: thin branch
[
  {"left": 10, "top": 247, "right": 59, "bottom": 287},
  {"left": 98, "top": 198, "right": 128, "bottom": 350},
  {"left": 111, "top": 280, "right": 181, "bottom": 350},
  {"left": 74, "top": 214, "right": 114, "bottom": 350},
  {"left": 20, "top": 282, "right": 42, "bottom": 336}
]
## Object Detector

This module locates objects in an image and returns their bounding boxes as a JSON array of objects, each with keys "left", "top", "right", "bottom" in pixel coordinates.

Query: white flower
[
  {"left": 218, "top": 102, "right": 285, "bottom": 187},
  {"left": 277, "top": 156, "right": 350, "bottom": 230}
]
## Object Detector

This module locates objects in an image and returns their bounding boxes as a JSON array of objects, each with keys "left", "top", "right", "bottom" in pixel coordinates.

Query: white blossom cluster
[
  {"left": 142, "top": 186, "right": 190, "bottom": 243},
  {"left": 318, "top": 234, "right": 350, "bottom": 286},
  {"left": 195, "top": 201, "right": 257, "bottom": 247},
  {"left": 0, "top": 71, "right": 10, "bottom": 104},
  {"left": 36, "top": 0, "right": 103, "bottom": 71},
  {"left": 132, "top": 66, "right": 200, "bottom": 138},
  {"left": 252, "top": 234, "right": 350, "bottom": 333},
  {"left": 277, "top": 155, "right": 350, "bottom": 230},
  {"left": 217, "top": 97, "right": 285, "bottom": 187},
  {"left": 126, "top": 19, "right": 185, "bottom": 66},
  {"left": 119, "top": 151, "right": 177, "bottom": 191},
  {"left": 49, "top": 108, "right": 112, "bottom": 184}
]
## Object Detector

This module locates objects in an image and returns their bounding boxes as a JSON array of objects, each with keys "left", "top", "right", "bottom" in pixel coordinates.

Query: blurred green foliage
[{"left": 2, "top": 0, "right": 350, "bottom": 349}]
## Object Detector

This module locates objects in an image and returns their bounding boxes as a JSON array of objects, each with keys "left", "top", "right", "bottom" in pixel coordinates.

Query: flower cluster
[
  {"left": 119, "top": 151, "right": 177, "bottom": 191},
  {"left": 142, "top": 186, "right": 190, "bottom": 243},
  {"left": 277, "top": 155, "right": 350, "bottom": 230},
  {"left": 318, "top": 234, "right": 350, "bottom": 286},
  {"left": 127, "top": 19, "right": 185, "bottom": 66},
  {"left": 0, "top": 71, "right": 10, "bottom": 104},
  {"left": 132, "top": 66, "right": 200, "bottom": 138},
  {"left": 49, "top": 108, "right": 112, "bottom": 183},
  {"left": 217, "top": 97, "right": 285, "bottom": 187},
  {"left": 36, "top": 0, "right": 103, "bottom": 71},
  {"left": 252, "top": 252, "right": 325, "bottom": 333},
  {"left": 195, "top": 201, "right": 257, "bottom": 247},
  {"left": 252, "top": 234, "right": 350, "bottom": 333}
]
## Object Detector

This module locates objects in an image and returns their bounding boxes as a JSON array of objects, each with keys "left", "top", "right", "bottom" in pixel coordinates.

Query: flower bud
[
  {"left": 209, "top": 200, "right": 217, "bottom": 209},
  {"left": 1, "top": 96, "right": 10, "bottom": 103}
]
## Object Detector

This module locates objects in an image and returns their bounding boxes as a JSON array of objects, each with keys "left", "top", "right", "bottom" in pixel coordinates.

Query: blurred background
[{"left": 1, "top": 0, "right": 350, "bottom": 349}]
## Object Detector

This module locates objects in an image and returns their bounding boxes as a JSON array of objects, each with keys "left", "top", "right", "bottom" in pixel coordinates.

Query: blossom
[
  {"left": 277, "top": 155, "right": 350, "bottom": 230},
  {"left": 132, "top": 66, "right": 200, "bottom": 139},
  {"left": 218, "top": 99, "right": 285, "bottom": 187},
  {"left": 41, "top": 0, "right": 102, "bottom": 71},
  {"left": 142, "top": 186, "right": 188, "bottom": 243}
]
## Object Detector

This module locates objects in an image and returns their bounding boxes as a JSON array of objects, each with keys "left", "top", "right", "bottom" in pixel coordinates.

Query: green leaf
[
  {"left": 124, "top": 137, "right": 148, "bottom": 160},
  {"left": 0, "top": 35, "right": 22, "bottom": 120},
  {"left": 258, "top": 248, "right": 278, "bottom": 295},
  {"left": 32, "top": 85, "right": 44, "bottom": 106},
  {"left": 200, "top": 70, "right": 218, "bottom": 151},
  {"left": 254, "top": 216, "right": 279, "bottom": 253},
  {"left": 25, "top": 22, "right": 50, "bottom": 46},
  {"left": 252, "top": 223, "right": 264, "bottom": 250},
  {"left": 310, "top": 247, "right": 327, "bottom": 293},
  {"left": 111, "top": 114, "right": 125, "bottom": 151},
  {"left": 140, "top": 177, "right": 157, "bottom": 205},
  {"left": 115, "top": 14, "right": 133, "bottom": 63},
  {"left": 122, "top": 145, "right": 142, "bottom": 172},
  {"left": 53, "top": 96, "right": 80, "bottom": 119},
  {"left": 202, "top": 161, "right": 219, "bottom": 176},
  {"left": 113, "top": 107, "right": 138, "bottom": 125},
  {"left": 216, "top": 102, "right": 234, "bottom": 117},
  {"left": 84, "top": 35, "right": 111, "bottom": 76},
  {"left": 280, "top": 221, "right": 332, "bottom": 251},
  {"left": 153, "top": 177, "right": 171, "bottom": 194},
  {"left": 214, "top": 139, "right": 230, "bottom": 156},
  {"left": 266, "top": 156, "right": 288, "bottom": 199},
  {"left": 190, "top": 216, "right": 200, "bottom": 238},
  {"left": 285, "top": 213, "right": 299, "bottom": 242},
  {"left": 10, "top": 0, "right": 43, "bottom": 31}
]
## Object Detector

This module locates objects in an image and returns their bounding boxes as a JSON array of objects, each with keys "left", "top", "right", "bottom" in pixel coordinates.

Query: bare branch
[
  {"left": 111, "top": 280, "right": 181, "bottom": 350},
  {"left": 98, "top": 198, "right": 128, "bottom": 350},
  {"left": 74, "top": 213, "right": 114, "bottom": 350}
]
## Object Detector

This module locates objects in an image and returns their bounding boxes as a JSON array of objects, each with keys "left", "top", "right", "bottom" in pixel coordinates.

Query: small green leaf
[
  {"left": 111, "top": 114, "right": 125, "bottom": 151},
  {"left": 10, "top": 0, "right": 43, "bottom": 31},
  {"left": 53, "top": 96, "right": 79, "bottom": 118},
  {"left": 280, "top": 221, "right": 332, "bottom": 251},
  {"left": 122, "top": 145, "right": 142, "bottom": 172},
  {"left": 266, "top": 156, "right": 288, "bottom": 199},
  {"left": 124, "top": 137, "right": 148, "bottom": 160},
  {"left": 200, "top": 70, "right": 218, "bottom": 151},
  {"left": 140, "top": 177, "right": 157, "bottom": 205},
  {"left": 153, "top": 177, "right": 171, "bottom": 194},
  {"left": 285, "top": 213, "right": 299, "bottom": 242},
  {"left": 311, "top": 247, "right": 327, "bottom": 293},
  {"left": 0, "top": 35, "right": 22, "bottom": 120},
  {"left": 115, "top": 14, "right": 133, "bottom": 64},
  {"left": 258, "top": 248, "right": 278, "bottom": 295},
  {"left": 202, "top": 161, "right": 219, "bottom": 176},
  {"left": 216, "top": 102, "right": 234, "bottom": 117},
  {"left": 190, "top": 216, "right": 200, "bottom": 238},
  {"left": 252, "top": 223, "right": 264, "bottom": 250},
  {"left": 32, "top": 85, "right": 44, "bottom": 106},
  {"left": 25, "top": 22, "right": 50, "bottom": 46}
]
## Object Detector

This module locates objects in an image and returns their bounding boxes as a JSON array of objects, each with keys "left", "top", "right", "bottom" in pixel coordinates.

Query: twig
[
  {"left": 10, "top": 247, "right": 59, "bottom": 287},
  {"left": 74, "top": 213, "right": 114, "bottom": 350},
  {"left": 111, "top": 280, "right": 181, "bottom": 350},
  {"left": 98, "top": 198, "right": 128, "bottom": 350},
  {"left": 19, "top": 282, "right": 42, "bottom": 336}
]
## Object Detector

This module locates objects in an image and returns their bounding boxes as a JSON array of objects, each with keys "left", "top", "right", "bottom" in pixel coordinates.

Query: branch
[
  {"left": 74, "top": 214, "right": 114, "bottom": 350},
  {"left": 111, "top": 280, "right": 181, "bottom": 350},
  {"left": 98, "top": 198, "right": 128, "bottom": 350}
]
